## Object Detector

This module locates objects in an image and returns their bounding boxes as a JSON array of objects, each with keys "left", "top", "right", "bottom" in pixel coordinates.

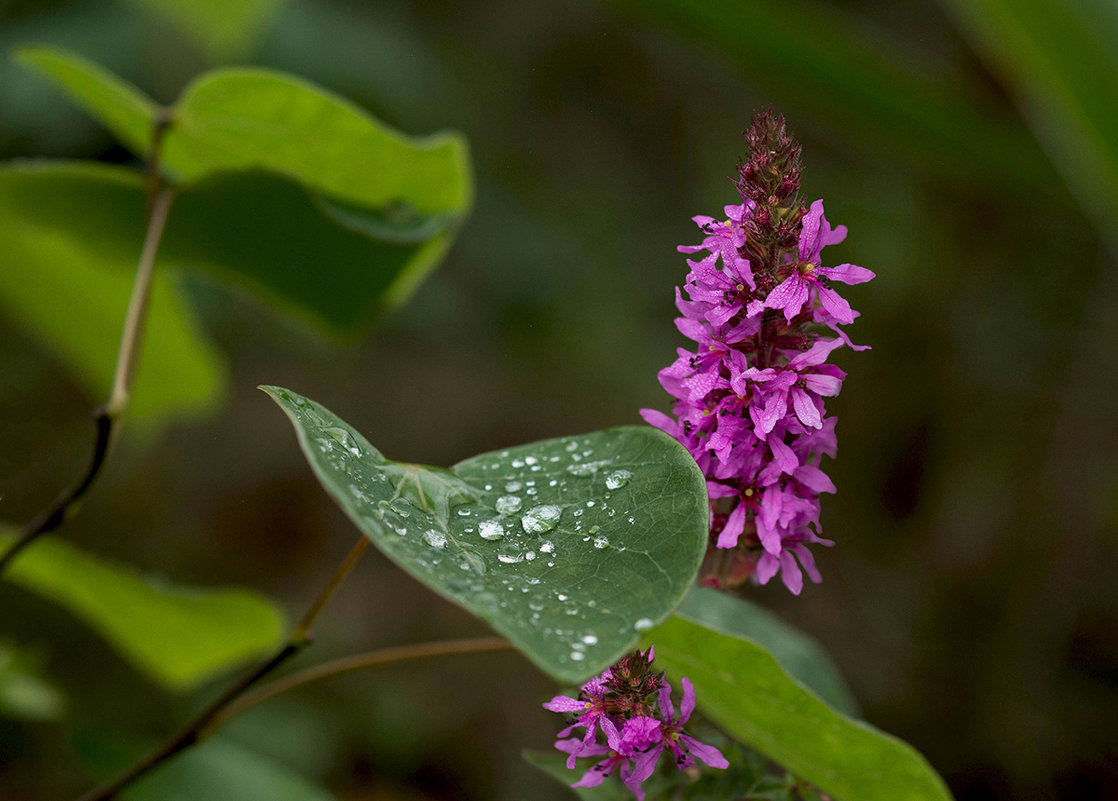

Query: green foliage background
[{"left": 1, "top": 0, "right": 1116, "bottom": 798}]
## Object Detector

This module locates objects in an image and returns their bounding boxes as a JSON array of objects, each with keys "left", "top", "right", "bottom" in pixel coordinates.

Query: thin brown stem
[
  {"left": 293, "top": 537, "right": 368, "bottom": 642},
  {"left": 74, "top": 536, "right": 371, "bottom": 801},
  {"left": 208, "top": 637, "right": 515, "bottom": 733},
  {"left": 0, "top": 126, "right": 175, "bottom": 575},
  {"left": 104, "top": 186, "right": 173, "bottom": 417}
]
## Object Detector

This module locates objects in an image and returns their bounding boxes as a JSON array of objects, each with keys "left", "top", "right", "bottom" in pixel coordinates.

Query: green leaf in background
[
  {"left": 614, "top": 0, "right": 1058, "bottom": 195},
  {"left": 0, "top": 159, "right": 461, "bottom": 354},
  {"left": 645, "top": 617, "right": 953, "bottom": 801},
  {"left": 120, "top": 0, "right": 288, "bottom": 60},
  {"left": 164, "top": 68, "right": 472, "bottom": 216},
  {"left": 0, "top": 641, "right": 65, "bottom": 721},
  {"left": 16, "top": 47, "right": 472, "bottom": 217},
  {"left": 15, "top": 46, "right": 159, "bottom": 156},
  {"left": 263, "top": 386, "right": 708, "bottom": 684},
  {"left": 0, "top": 532, "right": 286, "bottom": 691},
  {"left": 0, "top": 161, "right": 224, "bottom": 424},
  {"left": 120, "top": 737, "right": 337, "bottom": 801},
  {"left": 167, "top": 171, "right": 459, "bottom": 332},
  {"left": 678, "top": 587, "right": 860, "bottom": 716},
  {"left": 939, "top": 0, "right": 1118, "bottom": 246},
  {"left": 15, "top": 47, "right": 473, "bottom": 331}
]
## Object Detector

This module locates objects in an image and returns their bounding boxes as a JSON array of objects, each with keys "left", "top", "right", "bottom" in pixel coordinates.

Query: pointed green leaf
[
  {"left": 15, "top": 46, "right": 160, "bottom": 156},
  {"left": 0, "top": 532, "right": 286, "bottom": 691},
  {"left": 162, "top": 68, "right": 472, "bottom": 217},
  {"left": 0, "top": 161, "right": 224, "bottom": 425},
  {"left": 17, "top": 48, "right": 471, "bottom": 222},
  {"left": 263, "top": 386, "right": 708, "bottom": 684},
  {"left": 678, "top": 588, "right": 860, "bottom": 716},
  {"left": 16, "top": 45, "right": 473, "bottom": 328},
  {"left": 645, "top": 616, "right": 952, "bottom": 801}
]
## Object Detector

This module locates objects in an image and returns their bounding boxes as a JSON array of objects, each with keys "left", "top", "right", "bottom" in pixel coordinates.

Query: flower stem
[
  {"left": 0, "top": 113, "right": 175, "bottom": 576},
  {"left": 74, "top": 536, "right": 371, "bottom": 801}
]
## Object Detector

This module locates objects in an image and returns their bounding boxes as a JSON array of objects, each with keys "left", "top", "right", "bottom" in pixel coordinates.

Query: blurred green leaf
[
  {"left": 0, "top": 641, "right": 65, "bottom": 721},
  {"left": 167, "top": 171, "right": 459, "bottom": 332},
  {"left": 18, "top": 47, "right": 472, "bottom": 218},
  {"left": 939, "top": 0, "right": 1118, "bottom": 244},
  {"left": 645, "top": 617, "right": 952, "bottom": 801},
  {"left": 263, "top": 386, "right": 708, "bottom": 684},
  {"left": 2, "top": 159, "right": 461, "bottom": 342},
  {"left": 0, "top": 161, "right": 224, "bottom": 424},
  {"left": 120, "top": 0, "right": 287, "bottom": 59},
  {"left": 15, "top": 46, "right": 159, "bottom": 156},
  {"left": 613, "top": 0, "right": 1058, "bottom": 193},
  {"left": 16, "top": 47, "right": 473, "bottom": 330},
  {"left": 121, "top": 736, "right": 336, "bottom": 801},
  {"left": 163, "top": 68, "right": 471, "bottom": 215},
  {"left": 0, "top": 532, "right": 286, "bottom": 691},
  {"left": 678, "top": 588, "right": 860, "bottom": 716}
]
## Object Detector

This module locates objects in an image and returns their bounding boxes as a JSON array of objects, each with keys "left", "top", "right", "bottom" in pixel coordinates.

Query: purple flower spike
[
  {"left": 641, "top": 109, "right": 873, "bottom": 593},
  {"left": 545, "top": 648, "right": 728, "bottom": 798}
]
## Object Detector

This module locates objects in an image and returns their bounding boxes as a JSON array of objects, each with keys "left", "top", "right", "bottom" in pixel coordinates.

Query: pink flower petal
[
  {"left": 821, "top": 263, "right": 874, "bottom": 284},
  {"left": 716, "top": 502, "right": 747, "bottom": 548},
  {"left": 542, "top": 695, "right": 586, "bottom": 713},
  {"left": 791, "top": 386, "right": 823, "bottom": 429},
  {"left": 680, "top": 735, "right": 729, "bottom": 769},
  {"left": 680, "top": 677, "right": 697, "bottom": 723},
  {"left": 779, "top": 549, "right": 804, "bottom": 595}
]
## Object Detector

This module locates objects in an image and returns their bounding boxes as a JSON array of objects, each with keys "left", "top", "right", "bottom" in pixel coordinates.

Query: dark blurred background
[{"left": 1, "top": 0, "right": 1116, "bottom": 799}]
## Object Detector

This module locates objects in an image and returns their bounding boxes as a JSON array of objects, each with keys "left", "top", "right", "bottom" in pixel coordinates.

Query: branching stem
[
  {"left": 74, "top": 536, "right": 371, "bottom": 801},
  {"left": 0, "top": 112, "right": 175, "bottom": 575}
]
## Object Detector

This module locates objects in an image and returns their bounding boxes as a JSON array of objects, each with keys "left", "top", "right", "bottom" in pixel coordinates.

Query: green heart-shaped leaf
[
  {"left": 263, "top": 386, "right": 708, "bottom": 683},
  {"left": 645, "top": 616, "right": 952, "bottom": 801}
]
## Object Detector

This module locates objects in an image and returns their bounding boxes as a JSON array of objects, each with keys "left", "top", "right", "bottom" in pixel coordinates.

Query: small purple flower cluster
[
  {"left": 543, "top": 647, "right": 727, "bottom": 799},
  {"left": 642, "top": 111, "right": 874, "bottom": 594}
]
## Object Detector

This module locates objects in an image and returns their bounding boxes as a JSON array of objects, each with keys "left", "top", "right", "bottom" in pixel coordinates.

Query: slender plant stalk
[
  {"left": 75, "top": 537, "right": 371, "bottom": 801},
  {"left": 0, "top": 111, "right": 175, "bottom": 576},
  {"left": 207, "top": 636, "right": 514, "bottom": 733}
]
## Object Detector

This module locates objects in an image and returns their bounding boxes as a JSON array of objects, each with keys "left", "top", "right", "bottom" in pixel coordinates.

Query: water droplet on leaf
[
  {"left": 478, "top": 519, "right": 505, "bottom": 540},
  {"left": 423, "top": 529, "right": 447, "bottom": 549},
  {"left": 521, "top": 504, "right": 562, "bottom": 534},
  {"left": 604, "top": 469, "right": 632, "bottom": 490}
]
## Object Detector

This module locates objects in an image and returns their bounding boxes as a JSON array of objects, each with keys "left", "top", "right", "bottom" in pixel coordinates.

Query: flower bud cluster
[
  {"left": 543, "top": 647, "right": 727, "bottom": 799},
  {"left": 642, "top": 110, "right": 874, "bottom": 593}
]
